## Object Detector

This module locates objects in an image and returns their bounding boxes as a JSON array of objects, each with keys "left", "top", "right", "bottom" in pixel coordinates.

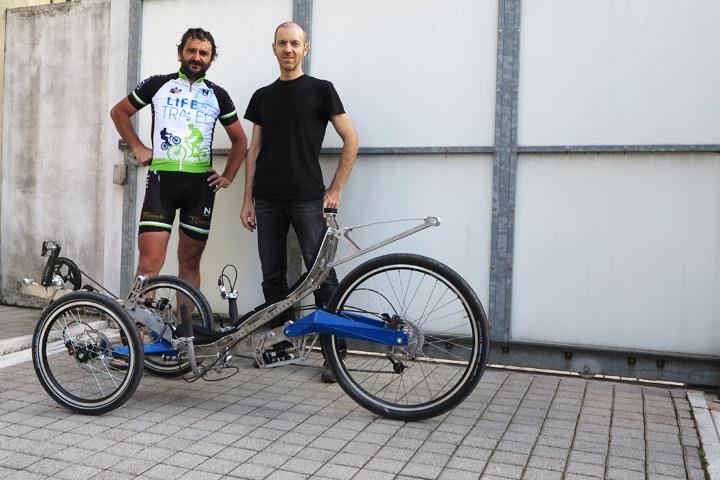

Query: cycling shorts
[{"left": 138, "top": 170, "right": 215, "bottom": 241}]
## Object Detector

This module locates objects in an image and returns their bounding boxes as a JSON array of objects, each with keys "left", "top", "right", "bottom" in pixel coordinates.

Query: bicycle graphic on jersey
[
  {"left": 162, "top": 125, "right": 210, "bottom": 164},
  {"left": 159, "top": 128, "right": 181, "bottom": 150}
]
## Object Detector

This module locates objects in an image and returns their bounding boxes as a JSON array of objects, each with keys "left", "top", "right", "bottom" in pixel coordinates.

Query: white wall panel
[
  {"left": 140, "top": 0, "right": 293, "bottom": 148},
  {"left": 512, "top": 154, "right": 720, "bottom": 356},
  {"left": 320, "top": 154, "right": 494, "bottom": 309},
  {"left": 312, "top": 0, "right": 498, "bottom": 148},
  {"left": 518, "top": 0, "right": 720, "bottom": 145}
]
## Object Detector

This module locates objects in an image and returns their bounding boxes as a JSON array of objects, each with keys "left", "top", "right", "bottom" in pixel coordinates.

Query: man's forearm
[
  {"left": 220, "top": 141, "right": 247, "bottom": 183},
  {"left": 110, "top": 110, "right": 144, "bottom": 151},
  {"left": 243, "top": 150, "right": 258, "bottom": 202},
  {"left": 330, "top": 137, "right": 359, "bottom": 191}
]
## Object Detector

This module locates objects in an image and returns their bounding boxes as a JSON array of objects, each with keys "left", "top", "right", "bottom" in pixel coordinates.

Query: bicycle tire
[
  {"left": 137, "top": 275, "right": 214, "bottom": 377},
  {"left": 32, "top": 291, "right": 144, "bottom": 415},
  {"left": 321, "top": 253, "right": 489, "bottom": 421}
]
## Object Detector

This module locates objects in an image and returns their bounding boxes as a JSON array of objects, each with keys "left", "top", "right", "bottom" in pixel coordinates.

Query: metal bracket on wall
[
  {"left": 518, "top": 145, "right": 720, "bottom": 154},
  {"left": 489, "top": 341, "right": 720, "bottom": 388},
  {"left": 170, "top": 145, "right": 496, "bottom": 157},
  {"left": 320, "top": 146, "right": 495, "bottom": 155},
  {"left": 489, "top": 0, "right": 522, "bottom": 342},
  {"left": 293, "top": 0, "right": 313, "bottom": 75},
  {"left": 120, "top": 0, "right": 143, "bottom": 297}
]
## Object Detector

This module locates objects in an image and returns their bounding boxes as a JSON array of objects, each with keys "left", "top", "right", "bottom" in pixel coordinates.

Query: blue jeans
[{"left": 254, "top": 198, "right": 339, "bottom": 327}]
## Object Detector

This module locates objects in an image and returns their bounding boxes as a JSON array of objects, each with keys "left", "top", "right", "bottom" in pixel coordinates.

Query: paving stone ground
[
  {"left": 0, "top": 305, "right": 711, "bottom": 479},
  {"left": 0, "top": 356, "right": 707, "bottom": 479}
]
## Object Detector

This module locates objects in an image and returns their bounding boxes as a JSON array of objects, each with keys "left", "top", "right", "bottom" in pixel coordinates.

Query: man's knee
[
  {"left": 177, "top": 231, "right": 207, "bottom": 272},
  {"left": 137, "top": 252, "right": 164, "bottom": 276},
  {"left": 178, "top": 249, "right": 202, "bottom": 271}
]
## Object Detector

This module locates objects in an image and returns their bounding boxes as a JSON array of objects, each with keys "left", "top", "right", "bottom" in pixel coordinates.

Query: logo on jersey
[
  {"left": 203, "top": 207, "right": 212, "bottom": 217},
  {"left": 170, "top": 87, "right": 182, "bottom": 94},
  {"left": 202, "top": 89, "right": 209, "bottom": 96}
]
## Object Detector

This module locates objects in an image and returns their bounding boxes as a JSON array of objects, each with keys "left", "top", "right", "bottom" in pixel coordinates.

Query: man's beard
[{"left": 180, "top": 59, "right": 210, "bottom": 80}]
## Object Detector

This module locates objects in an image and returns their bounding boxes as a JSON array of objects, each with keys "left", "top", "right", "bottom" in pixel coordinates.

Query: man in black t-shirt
[{"left": 241, "top": 22, "right": 359, "bottom": 381}]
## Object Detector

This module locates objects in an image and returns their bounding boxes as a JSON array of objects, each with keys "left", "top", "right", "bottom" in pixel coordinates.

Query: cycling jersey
[{"left": 128, "top": 71, "right": 239, "bottom": 173}]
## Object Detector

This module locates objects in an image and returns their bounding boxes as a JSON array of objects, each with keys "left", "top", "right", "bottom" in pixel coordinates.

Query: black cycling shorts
[{"left": 138, "top": 170, "right": 215, "bottom": 241}]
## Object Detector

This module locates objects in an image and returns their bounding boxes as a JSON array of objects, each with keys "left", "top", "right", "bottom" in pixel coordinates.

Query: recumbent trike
[{"left": 29, "top": 210, "right": 489, "bottom": 421}]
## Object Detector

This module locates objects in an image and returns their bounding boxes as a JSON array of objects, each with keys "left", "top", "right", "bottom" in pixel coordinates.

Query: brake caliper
[{"left": 381, "top": 313, "right": 402, "bottom": 329}]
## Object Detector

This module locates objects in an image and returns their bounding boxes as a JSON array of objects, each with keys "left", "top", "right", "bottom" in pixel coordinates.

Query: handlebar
[{"left": 324, "top": 208, "right": 339, "bottom": 228}]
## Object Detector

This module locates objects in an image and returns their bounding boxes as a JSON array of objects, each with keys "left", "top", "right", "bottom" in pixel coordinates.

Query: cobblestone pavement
[{"left": 0, "top": 349, "right": 708, "bottom": 480}]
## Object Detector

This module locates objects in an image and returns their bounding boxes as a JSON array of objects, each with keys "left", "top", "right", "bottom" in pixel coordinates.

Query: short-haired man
[
  {"left": 111, "top": 28, "right": 247, "bottom": 289},
  {"left": 241, "top": 22, "right": 359, "bottom": 382}
]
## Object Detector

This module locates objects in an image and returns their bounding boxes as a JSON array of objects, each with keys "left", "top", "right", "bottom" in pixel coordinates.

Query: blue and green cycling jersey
[{"left": 128, "top": 71, "right": 239, "bottom": 173}]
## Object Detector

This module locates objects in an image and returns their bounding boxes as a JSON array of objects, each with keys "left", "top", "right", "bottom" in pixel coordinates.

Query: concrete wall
[
  {"left": 0, "top": 0, "right": 126, "bottom": 304},
  {"left": 0, "top": 0, "right": 54, "bottom": 177}
]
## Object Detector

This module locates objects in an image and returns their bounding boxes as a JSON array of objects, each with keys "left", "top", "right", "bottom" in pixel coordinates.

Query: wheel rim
[
  {"left": 330, "top": 264, "right": 481, "bottom": 412},
  {"left": 36, "top": 300, "right": 137, "bottom": 408}
]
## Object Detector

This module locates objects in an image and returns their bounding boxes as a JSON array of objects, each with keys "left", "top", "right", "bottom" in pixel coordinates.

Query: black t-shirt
[{"left": 244, "top": 75, "right": 345, "bottom": 200}]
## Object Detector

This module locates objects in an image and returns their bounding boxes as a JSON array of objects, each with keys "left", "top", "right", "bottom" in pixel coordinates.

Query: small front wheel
[
  {"left": 322, "top": 253, "right": 489, "bottom": 421},
  {"left": 32, "top": 292, "right": 144, "bottom": 415}
]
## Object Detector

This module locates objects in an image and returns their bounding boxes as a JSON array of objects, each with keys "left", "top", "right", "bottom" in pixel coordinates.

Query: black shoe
[{"left": 321, "top": 363, "right": 337, "bottom": 383}]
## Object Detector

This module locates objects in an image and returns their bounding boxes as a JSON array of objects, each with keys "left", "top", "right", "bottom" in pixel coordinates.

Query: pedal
[
  {"left": 254, "top": 342, "right": 299, "bottom": 368},
  {"left": 262, "top": 345, "right": 296, "bottom": 364},
  {"left": 257, "top": 357, "right": 300, "bottom": 369}
]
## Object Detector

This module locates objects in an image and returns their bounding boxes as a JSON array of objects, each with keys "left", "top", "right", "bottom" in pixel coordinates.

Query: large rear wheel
[{"left": 321, "top": 254, "right": 489, "bottom": 421}]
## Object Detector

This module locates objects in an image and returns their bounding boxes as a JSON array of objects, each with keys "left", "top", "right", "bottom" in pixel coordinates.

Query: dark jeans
[{"left": 255, "top": 198, "right": 339, "bottom": 328}]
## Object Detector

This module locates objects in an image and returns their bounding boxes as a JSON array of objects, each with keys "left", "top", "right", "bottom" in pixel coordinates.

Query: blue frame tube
[
  {"left": 114, "top": 340, "right": 176, "bottom": 356},
  {"left": 283, "top": 310, "right": 408, "bottom": 346}
]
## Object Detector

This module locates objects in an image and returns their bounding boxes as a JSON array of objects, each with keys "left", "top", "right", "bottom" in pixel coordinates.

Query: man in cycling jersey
[
  {"left": 241, "top": 22, "right": 359, "bottom": 381},
  {"left": 110, "top": 28, "right": 247, "bottom": 290}
]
